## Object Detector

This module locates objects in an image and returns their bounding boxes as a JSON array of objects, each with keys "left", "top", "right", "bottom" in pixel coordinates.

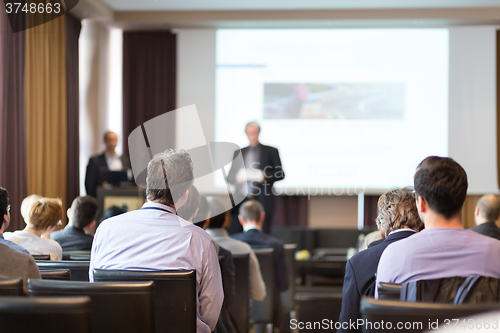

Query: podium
[{"left": 96, "top": 186, "right": 146, "bottom": 222}]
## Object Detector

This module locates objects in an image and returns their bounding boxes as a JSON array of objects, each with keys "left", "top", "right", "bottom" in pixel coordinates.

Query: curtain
[
  {"left": 25, "top": 15, "right": 67, "bottom": 215},
  {"left": 273, "top": 196, "right": 308, "bottom": 227},
  {"left": 122, "top": 31, "right": 176, "bottom": 157},
  {"left": 65, "top": 13, "right": 81, "bottom": 206},
  {"left": 0, "top": 9, "right": 27, "bottom": 231}
]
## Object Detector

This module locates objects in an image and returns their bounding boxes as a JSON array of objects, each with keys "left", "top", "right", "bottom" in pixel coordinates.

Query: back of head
[
  {"left": 376, "top": 188, "right": 423, "bottom": 237},
  {"left": 177, "top": 185, "right": 200, "bottom": 221},
  {"left": 70, "top": 196, "right": 99, "bottom": 229},
  {"left": 146, "top": 149, "right": 194, "bottom": 208},
  {"left": 239, "top": 200, "right": 264, "bottom": 223},
  {"left": 29, "top": 198, "right": 63, "bottom": 231},
  {"left": 20, "top": 194, "right": 42, "bottom": 222},
  {"left": 477, "top": 194, "right": 500, "bottom": 222},
  {"left": 414, "top": 156, "right": 468, "bottom": 219},
  {"left": 207, "top": 197, "right": 227, "bottom": 229},
  {"left": 0, "top": 187, "right": 8, "bottom": 216},
  {"left": 193, "top": 196, "right": 209, "bottom": 225},
  {"left": 101, "top": 206, "right": 126, "bottom": 223}
]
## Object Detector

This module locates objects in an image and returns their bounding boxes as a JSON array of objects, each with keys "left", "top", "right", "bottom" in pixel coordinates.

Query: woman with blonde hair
[{"left": 5, "top": 197, "right": 63, "bottom": 260}]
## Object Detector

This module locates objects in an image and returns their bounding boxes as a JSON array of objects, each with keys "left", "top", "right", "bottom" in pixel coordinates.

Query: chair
[
  {"left": 0, "top": 278, "right": 23, "bottom": 296},
  {"left": 36, "top": 260, "right": 90, "bottom": 281},
  {"left": 31, "top": 254, "right": 50, "bottom": 260},
  {"left": 62, "top": 251, "right": 91, "bottom": 260},
  {"left": 251, "top": 248, "right": 275, "bottom": 333},
  {"left": 377, "top": 282, "right": 401, "bottom": 300},
  {"left": 69, "top": 254, "right": 92, "bottom": 261},
  {"left": 40, "top": 269, "right": 71, "bottom": 281},
  {"left": 228, "top": 253, "right": 250, "bottom": 333},
  {"left": 282, "top": 244, "right": 297, "bottom": 313},
  {"left": 94, "top": 269, "right": 196, "bottom": 333},
  {"left": 29, "top": 279, "right": 154, "bottom": 333},
  {"left": 360, "top": 296, "right": 500, "bottom": 333},
  {"left": 0, "top": 296, "right": 91, "bottom": 333},
  {"left": 401, "top": 277, "right": 467, "bottom": 303}
]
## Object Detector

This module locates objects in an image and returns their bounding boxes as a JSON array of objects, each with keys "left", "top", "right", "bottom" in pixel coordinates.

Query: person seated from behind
[
  {"left": 231, "top": 200, "right": 289, "bottom": 329},
  {"left": 376, "top": 156, "right": 500, "bottom": 296},
  {"left": 338, "top": 188, "right": 422, "bottom": 333},
  {"left": 20, "top": 194, "right": 42, "bottom": 227},
  {"left": 0, "top": 243, "right": 41, "bottom": 294},
  {"left": 51, "top": 196, "right": 99, "bottom": 251},
  {"left": 206, "top": 196, "right": 266, "bottom": 302},
  {"left": 5, "top": 197, "right": 63, "bottom": 260},
  {"left": 100, "top": 205, "right": 126, "bottom": 223},
  {"left": 0, "top": 187, "right": 30, "bottom": 254},
  {"left": 471, "top": 194, "right": 500, "bottom": 241}
]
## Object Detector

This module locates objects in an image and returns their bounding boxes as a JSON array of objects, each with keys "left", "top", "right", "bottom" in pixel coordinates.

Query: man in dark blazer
[
  {"left": 227, "top": 122, "right": 285, "bottom": 234},
  {"left": 338, "top": 188, "right": 423, "bottom": 333},
  {"left": 85, "top": 131, "right": 131, "bottom": 197},
  {"left": 231, "top": 200, "right": 289, "bottom": 330},
  {"left": 472, "top": 194, "right": 500, "bottom": 241}
]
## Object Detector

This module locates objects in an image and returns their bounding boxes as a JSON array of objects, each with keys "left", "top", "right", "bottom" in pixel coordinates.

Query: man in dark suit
[
  {"left": 84, "top": 131, "right": 131, "bottom": 197},
  {"left": 472, "top": 194, "right": 500, "bottom": 241},
  {"left": 231, "top": 200, "right": 289, "bottom": 331},
  {"left": 227, "top": 122, "right": 284, "bottom": 234},
  {"left": 51, "top": 196, "right": 99, "bottom": 251},
  {"left": 338, "top": 188, "right": 423, "bottom": 333}
]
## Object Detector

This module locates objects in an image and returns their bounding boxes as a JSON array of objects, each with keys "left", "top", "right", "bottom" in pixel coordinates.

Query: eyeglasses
[
  {"left": 6, "top": 205, "right": 10, "bottom": 212},
  {"left": 56, "top": 221, "right": 62, "bottom": 227}
]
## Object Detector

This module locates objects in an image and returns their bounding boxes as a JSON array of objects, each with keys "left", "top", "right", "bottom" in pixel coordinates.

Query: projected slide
[{"left": 215, "top": 29, "right": 449, "bottom": 192}]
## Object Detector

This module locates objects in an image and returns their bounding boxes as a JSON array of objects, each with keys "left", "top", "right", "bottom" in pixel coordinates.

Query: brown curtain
[
  {"left": 497, "top": 31, "right": 500, "bottom": 190},
  {"left": 462, "top": 195, "right": 482, "bottom": 229},
  {"left": 25, "top": 15, "right": 67, "bottom": 217},
  {"left": 65, "top": 13, "right": 81, "bottom": 206},
  {"left": 273, "top": 196, "right": 308, "bottom": 226},
  {"left": 122, "top": 31, "right": 176, "bottom": 157},
  {"left": 0, "top": 10, "right": 27, "bottom": 231}
]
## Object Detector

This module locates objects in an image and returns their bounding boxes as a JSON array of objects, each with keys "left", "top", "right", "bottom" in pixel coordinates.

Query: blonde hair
[
  {"left": 375, "top": 188, "right": 422, "bottom": 237},
  {"left": 21, "top": 194, "right": 42, "bottom": 222},
  {"left": 28, "top": 198, "right": 63, "bottom": 231}
]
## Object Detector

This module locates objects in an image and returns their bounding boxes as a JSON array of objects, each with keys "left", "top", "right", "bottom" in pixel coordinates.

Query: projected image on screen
[
  {"left": 263, "top": 83, "right": 405, "bottom": 120},
  {"left": 215, "top": 29, "right": 449, "bottom": 192}
]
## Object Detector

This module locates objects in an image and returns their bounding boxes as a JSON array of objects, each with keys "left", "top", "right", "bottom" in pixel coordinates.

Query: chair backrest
[
  {"left": 281, "top": 244, "right": 297, "bottom": 312},
  {"left": 360, "top": 296, "right": 500, "bottom": 333},
  {"left": 251, "top": 248, "right": 275, "bottom": 324},
  {"left": 69, "top": 254, "right": 91, "bottom": 261},
  {"left": 36, "top": 260, "right": 90, "bottom": 281},
  {"left": 314, "top": 229, "right": 362, "bottom": 249},
  {"left": 377, "top": 282, "right": 401, "bottom": 301},
  {"left": 0, "top": 278, "right": 23, "bottom": 296},
  {"left": 94, "top": 269, "right": 196, "bottom": 333},
  {"left": 62, "top": 251, "right": 91, "bottom": 261},
  {"left": 228, "top": 253, "right": 250, "bottom": 333},
  {"left": 29, "top": 279, "right": 154, "bottom": 333},
  {"left": 0, "top": 296, "right": 91, "bottom": 333},
  {"left": 40, "top": 269, "right": 71, "bottom": 281},
  {"left": 32, "top": 254, "right": 50, "bottom": 260}
]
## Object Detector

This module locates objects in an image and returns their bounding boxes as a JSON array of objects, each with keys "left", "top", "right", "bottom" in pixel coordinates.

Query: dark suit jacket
[
  {"left": 231, "top": 228, "right": 289, "bottom": 325},
  {"left": 227, "top": 144, "right": 284, "bottom": 214},
  {"left": 337, "top": 230, "right": 416, "bottom": 333},
  {"left": 218, "top": 246, "right": 237, "bottom": 333},
  {"left": 472, "top": 221, "right": 500, "bottom": 241},
  {"left": 51, "top": 226, "right": 94, "bottom": 251},
  {"left": 84, "top": 153, "right": 131, "bottom": 197}
]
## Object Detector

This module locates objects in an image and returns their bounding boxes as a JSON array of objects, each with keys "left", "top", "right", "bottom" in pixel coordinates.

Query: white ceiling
[{"left": 101, "top": 0, "right": 500, "bottom": 11}]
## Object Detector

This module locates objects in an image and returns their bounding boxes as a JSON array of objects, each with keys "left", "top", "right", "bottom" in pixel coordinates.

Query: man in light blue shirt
[
  {"left": 90, "top": 149, "right": 223, "bottom": 333},
  {"left": 376, "top": 156, "right": 500, "bottom": 297}
]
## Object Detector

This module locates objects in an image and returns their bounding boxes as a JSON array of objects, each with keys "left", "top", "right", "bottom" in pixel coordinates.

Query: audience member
[
  {"left": 376, "top": 156, "right": 500, "bottom": 296},
  {"left": 206, "top": 196, "right": 266, "bottom": 302},
  {"left": 471, "top": 194, "right": 500, "bottom": 241},
  {"left": 0, "top": 188, "right": 30, "bottom": 254},
  {"left": 231, "top": 200, "right": 289, "bottom": 328},
  {"left": 90, "top": 149, "right": 223, "bottom": 333},
  {"left": 51, "top": 196, "right": 99, "bottom": 251},
  {"left": 177, "top": 185, "right": 201, "bottom": 222},
  {"left": 338, "top": 188, "right": 422, "bottom": 333},
  {"left": 100, "top": 205, "right": 126, "bottom": 223},
  {"left": 5, "top": 197, "right": 63, "bottom": 260},
  {"left": 20, "top": 194, "right": 42, "bottom": 226},
  {"left": 0, "top": 243, "right": 41, "bottom": 294}
]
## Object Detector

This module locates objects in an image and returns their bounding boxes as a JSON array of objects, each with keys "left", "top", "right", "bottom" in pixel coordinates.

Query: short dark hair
[
  {"left": 193, "top": 196, "right": 209, "bottom": 224},
  {"left": 177, "top": 185, "right": 200, "bottom": 221},
  {"left": 414, "top": 156, "right": 468, "bottom": 219},
  {"left": 0, "top": 187, "right": 9, "bottom": 217},
  {"left": 239, "top": 200, "right": 264, "bottom": 223},
  {"left": 207, "top": 197, "right": 227, "bottom": 229},
  {"left": 70, "top": 196, "right": 99, "bottom": 229},
  {"left": 101, "top": 206, "right": 126, "bottom": 223}
]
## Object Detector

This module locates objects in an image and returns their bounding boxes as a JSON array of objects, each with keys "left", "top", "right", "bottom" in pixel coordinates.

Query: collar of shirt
[
  {"left": 142, "top": 202, "right": 177, "bottom": 214},
  {"left": 206, "top": 228, "right": 230, "bottom": 238},
  {"left": 388, "top": 228, "right": 417, "bottom": 236},
  {"left": 244, "top": 225, "right": 261, "bottom": 232},
  {"left": 0, "top": 234, "right": 4, "bottom": 239}
]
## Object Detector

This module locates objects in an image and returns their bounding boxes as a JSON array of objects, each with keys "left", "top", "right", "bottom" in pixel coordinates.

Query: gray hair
[
  {"left": 375, "top": 188, "right": 422, "bottom": 237},
  {"left": 146, "top": 149, "right": 194, "bottom": 206},
  {"left": 245, "top": 121, "right": 261, "bottom": 132},
  {"left": 239, "top": 200, "right": 264, "bottom": 223}
]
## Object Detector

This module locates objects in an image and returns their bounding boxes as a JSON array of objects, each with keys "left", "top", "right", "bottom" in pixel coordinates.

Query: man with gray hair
[
  {"left": 472, "top": 194, "right": 500, "bottom": 241},
  {"left": 90, "top": 149, "right": 223, "bottom": 333}
]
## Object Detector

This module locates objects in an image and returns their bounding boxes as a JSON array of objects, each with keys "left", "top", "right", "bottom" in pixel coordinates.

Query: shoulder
[
  {"left": 50, "top": 229, "right": 65, "bottom": 240},
  {"left": 260, "top": 144, "right": 279, "bottom": 154}
]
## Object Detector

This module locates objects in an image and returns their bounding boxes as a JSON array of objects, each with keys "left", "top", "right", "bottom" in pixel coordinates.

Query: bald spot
[{"left": 477, "top": 194, "right": 500, "bottom": 222}]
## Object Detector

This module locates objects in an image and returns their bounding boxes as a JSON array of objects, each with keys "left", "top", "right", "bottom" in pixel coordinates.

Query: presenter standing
[
  {"left": 227, "top": 122, "right": 285, "bottom": 234},
  {"left": 84, "top": 131, "right": 131, "bottom": 198}
]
